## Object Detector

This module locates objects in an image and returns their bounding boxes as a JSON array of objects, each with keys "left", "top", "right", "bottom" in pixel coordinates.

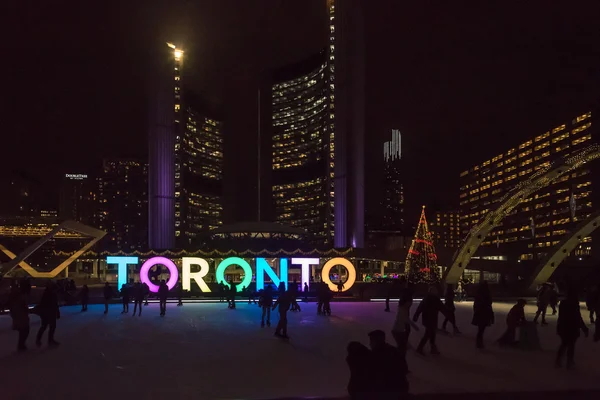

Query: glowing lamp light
[
  {"left": 140, "top": 257, "right": 179, "bottom": 293},
  {"left": 174, "top": 49, "right": 183, "bottom": 60}
]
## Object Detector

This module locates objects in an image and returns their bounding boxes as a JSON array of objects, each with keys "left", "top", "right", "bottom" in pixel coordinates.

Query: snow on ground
[{"left": 0, "top": 301, "right": 599, "bottom": 399}]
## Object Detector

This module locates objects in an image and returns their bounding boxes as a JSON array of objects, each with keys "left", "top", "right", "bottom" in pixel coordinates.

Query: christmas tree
[{"left": 404, "top": 206, "right": 440, "bottom": 283}]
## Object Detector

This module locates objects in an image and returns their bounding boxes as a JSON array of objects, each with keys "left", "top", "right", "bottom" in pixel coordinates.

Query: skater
[
  {"left": 228, "top": 279, "right": 237, "bottom": 309},
  {"left": 337, "top": 280, "right": 344, "bottom": 293},
  {"left": 346, "top": 341, "right": 373, "bottom": 400},
  {"left": 317, "top": 283, "right": 325, "bottom": 315},
  {"left": 103, "top": 282, "right": 112, "bottom": 314},
  {"left": 441, "top": 284, "right": 461, "bottom": 334},
  {"left": 121, "top": 283, "right": 130, "bottom": 313},
  {"left": 248, "top": 285, "right": 257, "bottom": 305},
  {"left": 368, "top": 330, "right": 409, "bottom": 398},
  {"left": 303, "top": 282, "right": 309, "bottom": 302},
  {"left": 534, "top": 283, "right": 551, "bottom": 325},
  {"left": 549, "top": 283, "right": 559, "bottom": 315},
  {"left": 391, "top": 294, "right": 419, "bottom": 357},
  {"left": 142, "top": 282, "right": 150, "bottom": 306},
  {"left": 133, "top": 282, "right": 144, "bottom": 316},
  {"left": 218, "top": 281, "right": 225, "bottom": 302},
  {"left": 80, "top": 284, "right": 89, "bottom": 312},
  {"left": 9, "top": 282, "right": 30, "bottom": 352},
  {"left": 177, "top": 282, "right": 183, "bottom": 306},
  {"left": 413, "top": 285, "right": 449, "bottom": 355},
  {"left": 158, "top": 280, "right": 168, "bottom": 316},
  {"left": 259, "top": 287, "right": 273, "bottom": 327},
  {"left": 273, "top": 288, "right": 292, "bottom": 339},
  {"left": 472, "top": 280, "right": 494, "bottom": 349},
  {"left": 556, "top": 288, "right": 589, "bottom": 369},
  {"left": 384, "top": 279, "right": 401, "bottom": 312},
  {"left": 586, "top": 284, "right": 598, "bottom": 324},
  {"left": 497, "top": 299, "right": 526, "bottom": 346},
  {"left": 35, "top": 281, "right": 61, "bottom": 347},
  {"left": 322, "top": 284, "right": 333, "bottom": 316}
]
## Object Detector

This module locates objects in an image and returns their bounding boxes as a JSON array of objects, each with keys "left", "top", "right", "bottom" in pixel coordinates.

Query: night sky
[{"left": 3, "top": 1, "right": 600, "bottom": 224}]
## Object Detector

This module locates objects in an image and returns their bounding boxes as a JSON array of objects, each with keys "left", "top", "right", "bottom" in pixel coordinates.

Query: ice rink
[{"left": 1, "top": 300, "right": 599, "bottom": 399}]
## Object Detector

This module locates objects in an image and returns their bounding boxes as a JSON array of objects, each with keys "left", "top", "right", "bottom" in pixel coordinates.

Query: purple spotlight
[{"left": 140, "top": 256, "right": 179, "bottom": 293}]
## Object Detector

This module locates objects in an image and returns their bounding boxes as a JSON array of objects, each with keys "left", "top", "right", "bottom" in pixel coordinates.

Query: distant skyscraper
[
  {"left": 381, "top": 129, "right": 404, "bottom": 231},
  {"left": 98, "top": 160, "right": 148, "bottom": 252},
  {"left": 430, "top": 210, "right": 461, "bottom": 249},
  {"left": 59, "top": 173, "right": 97, "bottom": 225}
]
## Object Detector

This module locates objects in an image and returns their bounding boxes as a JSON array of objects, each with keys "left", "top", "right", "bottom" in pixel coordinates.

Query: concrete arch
[
  {"left": 443, "top": 144, "right": 600, "bottom": 284},
  {"left": 528, "top": 210, "right": 600, "bottom": 290}
]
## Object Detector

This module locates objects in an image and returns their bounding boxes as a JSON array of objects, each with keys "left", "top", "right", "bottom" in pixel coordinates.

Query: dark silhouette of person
[
  {"left": 392, "top": 295, "right": 419, "bottom": 358},
  {"left": 322, "top": 284, "right": 333, "bottom": 316},
  {"left": 384, "top": 279, "right": 401, "bottom": 312},
  {"left": 35, "top": 281, "right": 60, "bottom": 347},
  {"left": 413, "top": 285, "right": 448, "bottom": 355},
  {"left": 133, "top": 282, "right": 144, "bottom": 316},
  {"left": 549, "top": 283, "right": 559, "bottom": 315},
  {"left": 337, "top": 280, "right": 344, "bottom": 293},
  {"left": 472, "top": 280, "right": 494, "bottom": 349},
  {"left": 80, "top": 284, "right": 89, "bottom": 312},
  {"left": 316, "top": 282, "right": 325, "bottom": 315},
  {"left": 556, "top": 289, "right": 589, "bottom": 369},
  {"left": 273, "top": 288, "right": 292, "bottom": 339},
  {"left": 158, "top": 280, "right": 169, "bottom": 316},
  {"left": 121, "top": 283, "right": 130, "bottom": 313},
  {"left": 586, "top": 284, "right": 598, "bottom": 324},
  {"left": 534, "top": 283, "right": 551, "bottom": 325},
  {"left": 346, "top": 341, "right": 373, "bottom": 400},
  {"left": 303, "top": 282, "right": 309, "bottom": 302},
  {"left": 497, "top": 299, "right": 527, "bottom": 346},
  {"left": 103, "top": 282, "right": 112, "bottom": 314},
  {"left": 9, "top": 282, "right": 30, "bottom": 352},
  {"left": 228, "top": 280, "right": 237, "bottom": 309},
  {"left": 441, "top": 284, "right": 461, "bottom": 334},
  {"left": 21, "top": 277, "right": 32, "bottom": 301},
  {"left": 259, "top": 286, "right": 274, "bottom": 327},
  {"left": 142, "top": 282, "right": 150, "bottom": 306},
  {"left": 177, "top": 282, "right": 183, "bottom": 306},
  {"left": 368, "top": 329, "right": 409, "bottom": 398},
  {"left": 218, "top": 282, "right": 225, "bottom": 302},
  {"left": 593, "top": 284, "right": 600, "bottom": 342}
]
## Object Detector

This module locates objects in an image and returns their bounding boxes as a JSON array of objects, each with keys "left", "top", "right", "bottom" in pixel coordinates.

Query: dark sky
[{"left": 3, "top": 1, "right": 600, "bottom": 224}]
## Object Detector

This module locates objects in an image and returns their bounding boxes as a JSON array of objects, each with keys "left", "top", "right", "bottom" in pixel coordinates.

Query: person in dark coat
[
  {"left": 384, "top": 279, "right": 401, "bottom": 312},
  {"left": 303, "top": 282, "right": 309, "bottom": 302},
  {"left": 177, "top": 282, "right": 184, "bottom": 306},
  {"left": 9, "top": 283, "right": 30, "bottom": 352},
  {"left": 556, "top": 289, "right": 589, "bottom": 369},
  {"left": 413, "top": 285, "right": 449, "bottom": 355},
  {"left": 273, "top": 289, "right": 292, "bottom": 339},
  {"left": 259, "top": 287, "right": 273, "bottom": 327},
  {"left": 121, "top": 283, "right": 130, "bottom": 313},
  {"left": 322, "top": 284, "right": 333, "bottom": 316},
  {"left": 497, "top": 299, "right": 526, "bottom": 346},
  {"left": 158, "top": 280, "right": 169, "bottom": 316},
  {"left": 218, "top": 282, "right": 225, "bottom": 302},
  {"left": 228, "top": 280, "right": 237, "bottom": 309},
  {"left": 368, "top": 329, "right": 409, "bottom": 399},
  {"left": 35, "top": 281, "right": 60, "bottom": 347},
  {"left": 549, "top": 283, "right": 559, "bottom": 315},
  {"left": 143, "top": 282, "right": 150, "bottom": 306},
  {"left": 346, "top": 341, "right": 373, "bottom": 400},
  {"left": 586, "top": 284, "right": 598, "bottom": 324},
  {"left": 593, "top": 284, "right": 600, "bottom": 342},
  {"left": 133, "top": 282, "right": 144, "bottom": 316},
  {"left": 441, "top": 284, "right": 461, "bottom": 334},
  {"left": 103, "top": 282, "right": 112, "bottom": 314},
  {"left": 534, "top": 283, "right": 551, "bottom": 325},
  {"left": 472, "top": 280, "right": 494, "bottom": 349},
  {"left": 80, "top": 284, "right": 89, "bottom": 312}
]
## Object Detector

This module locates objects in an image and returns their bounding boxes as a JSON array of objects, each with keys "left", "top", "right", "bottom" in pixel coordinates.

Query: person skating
[
  {"left": 158, "top": 280, "right": 169, "bottom": 316},
  {"left": 316, "top": 282, "right": 325, "bottom": 315},
  {"left": 322, "top": 284, "right": 333, "bottom": 316},
  {"left": 586, "top": 284, "right": 598, "bottom": 324},
  {"left": 593, "top": 284, "right": 600, "bottom": 342},
  {"left": 9, "top": 282, "right": 30, "bottom": 352},
  {"left": 441, "top": 284, "right": 461, "bottom": 334},
  {"left": 497, "top": 299, "right": 526, "bottom": 346},
  {"left": 368, "top": 329, "right": 409, "bottom": 399},
  {"left": 121, "top": 283, "right": 130, "bottom": 314},
  {"left": 303, "top": 282, "right": 309, "bottom": 302},
  {"left": 142, "top": 282, "right": 150, "bottom": 306},
  {"left": 35, "top": 281, "right": 61, "bottom": 347},
  {"left": 218, "top": 282, "right": 225, "bottom": 303},
  {"left": 534, "top": 283, "right": 551, "bottom": 325},
  {"left": 391, "top": 295, "right": 419, "bottom": 357},
  {"left": 472, "top": 280, "right": 494, "bottom": 349},
  {"left": 248, "top": 285, "right": 257, "bottom": 305},
  {"left": 273, "top": 287, "right": 292, "bottom": 339},
  {"left": 413, "top": 285, "right": 449, "bottom": 355},
  {"left": 177, "top": 282, "right": 183, "bottom": 306},
  {"left": 80, "top": 284, "right": 89, "bottom": 312},
  {"left": 556, "top": 288, "right": 589, "bottom": 369},
  {"left": 228, "top": 279, "right": 237, "bottom": 309},
  {"left": 259, "top": 287, "right": 273, "bottom": 327},
  {"left": 549, "top": 283, "right": 559, "bottom": 316},
  {"left": 133, "top": 282, "right": 144, "bottom": 316},
  {"left": 346, "top": 341, "right": 373, "bottom": 400},
  {"left": 384, "top": 279, "right": 401, "bottom": 312},
  {"left": 103, "top": 282, "right": 112, "bottom": 314}
]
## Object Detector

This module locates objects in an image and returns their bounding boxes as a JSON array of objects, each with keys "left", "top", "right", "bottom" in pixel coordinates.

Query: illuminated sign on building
[
  {"left": 65, "top": 173, "right": 88, "bottom": 180},
  {"left": 106, "top": 256, "right": 357, "bottom": 294}
]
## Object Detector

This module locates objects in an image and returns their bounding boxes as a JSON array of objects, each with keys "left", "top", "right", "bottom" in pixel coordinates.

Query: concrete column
[
  {"left": 92, "top": 260, "right": 98, "bottom": 278},
  {"left": 380, "top": 261, "right": 385, "bottom": 276}
]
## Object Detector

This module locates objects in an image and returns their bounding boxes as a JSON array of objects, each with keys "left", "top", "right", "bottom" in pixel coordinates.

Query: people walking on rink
[
  {"left": 391, "top": 294, "right": 419, "bottom": 357},
  {"left": 534, "top": 283, "right": 551, "bottom": 325},
  {"left": 441, "top": 284, "right": 461, "bottom": 334},
  {"left": 103, "top": 282, "right": 113, "bottom": 314},
  {"left": 346, "top": 341, "right": 373, "bottom": 400},
  {"left": 158, "top": 280, "right": 169, "bottom": 316},
  {"left": 472, "top": 280, "right": 494, "bottom": 349},
  {"left": 133, "top": 282, "right": 144, "bottom": 316},
  {"left": 303, "top": 282, "right": 309, "bottom": 302},
  {"left": 259, "top": 287, "right": 273, "bottom": 327},
  {"left": 549, "top": 283, "right": 559, "bottom": 315},
  {"left": 9, "top": 282, "right": 30, "bottom": 352},
  {"left": 273, "top": 288, "right": 292, "bottom": 339},
  {"left": 413, "top": 285, "right": 449, "bottom": 355},
  {"left": 556, "top": 288, "right": 589, "bottom": 369},
  {"left": 80, "top": 284, "right": 89, "bottom": 312},
  {"left": 497, "top": 299, "right": 526, "bottom": 347},
  {"left": 228, "top": 279, "right": 237, "bottom": 309},
  {"left": 35, "top": 281, "right": 61, "bottom": 347},
  {"left": 586, "top": 284, "right": 598, "bottom": 324},
  {"left": 121, "top": 283, "right": 130, "bottom": 314},
  {"left": 368, "top": 329, "right": 409, "bottom": 398}
]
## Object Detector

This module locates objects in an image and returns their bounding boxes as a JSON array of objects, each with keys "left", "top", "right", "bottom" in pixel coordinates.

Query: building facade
[
  {"left": 430, "top": 210, "right": 461, "bottom": 249},
  {"left": 459, "top": 111, "right": 595, "bottom": 261},
  {"left": 59, "top": 173, "right": 97, "bottom": 225},
  {"left": 98, "top": 160, "right": 148, "bottom": 252},
  {"left": 381, "top": 129, "right": 404, "bottom": 231}
]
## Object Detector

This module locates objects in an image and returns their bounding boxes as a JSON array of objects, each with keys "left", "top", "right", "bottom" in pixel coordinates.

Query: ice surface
[{"left": 1, "top": 301, "right": 599, "bottom": 399}]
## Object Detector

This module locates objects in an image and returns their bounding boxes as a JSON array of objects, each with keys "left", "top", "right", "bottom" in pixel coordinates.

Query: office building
[
  {"left": 98, "top": 160, "right": 148, "bottom": 252},
  {"left": 59, "top": 173, "right": 97, "bottom": 225},
  {"left": 430, "top": 210, "right": 461, "bottom": 249},
  {"left": 265, "top": 0, "right": 365, "bottom": 247},
  {"left": 459, "top": 111, "right": 595, "bottom": 260},
  {"left": 381, "top": 129, "right": 404, "bottom": 231}
]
